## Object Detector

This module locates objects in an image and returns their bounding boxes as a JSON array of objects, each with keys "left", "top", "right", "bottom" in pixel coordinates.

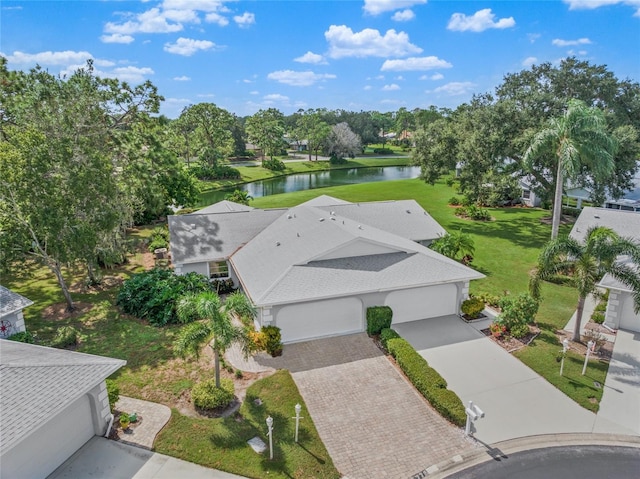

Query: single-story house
[
  {"left": 0, "top": 342, "right": 125, "bottom": 479},
  {"left": 519, "top": 178, "right": 542, "bottom": 207},
  {"left": 570, "top": 206, "right": 640, "bottom": 333},
  {"left": 169, "top": 195, "right": 484, "bottom": 343},
  {"left": 0, "top": 285, "right": 33, "bottom": 339}
]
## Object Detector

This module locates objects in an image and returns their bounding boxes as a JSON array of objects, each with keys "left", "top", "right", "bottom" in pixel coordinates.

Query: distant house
[
  {"left": 0, "top": 285, "right": 33, "bottom": 339},
  {"left": 169, "top": 195, "right": 484, "bottom": 343},
  {"left": 0, "top": 342, "right": 125, "bottom": 479},
  {"left": 570, "top": 207, "right": 640, "bottom": 333},
  {"left": 519, "top": 178, "right": 542, "bottom": 207}
]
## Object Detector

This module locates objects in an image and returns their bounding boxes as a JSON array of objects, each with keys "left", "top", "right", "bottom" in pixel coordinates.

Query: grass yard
[
  {"left": 251, "top": 178, "right": 608, "bottom": 412},
  {"left": 155, "top": 370, "right": 339, "bottom": 479}
]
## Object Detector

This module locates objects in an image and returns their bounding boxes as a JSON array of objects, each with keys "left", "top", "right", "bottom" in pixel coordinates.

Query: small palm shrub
[
  {"left": 448, "top": 196, "right": 461, "bottom": 206},
  {"left": 192, "top": 378, "right": 235, "bottom": 410},
  {"left": 263, "top": 158, "right": 285, "bottom": 171}
]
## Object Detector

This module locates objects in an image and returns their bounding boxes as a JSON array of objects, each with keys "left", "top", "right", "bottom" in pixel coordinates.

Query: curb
[{"left": 419, "top": 433, "right": 640, "bottom": 478}]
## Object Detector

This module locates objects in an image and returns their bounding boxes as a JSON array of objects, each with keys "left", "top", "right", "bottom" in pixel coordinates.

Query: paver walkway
[
  {"left": 253, "top": 333, "right": 476, "bottom": 479},
  {"left": 115, "top": 396, "right": 172, "bottom": 450}
]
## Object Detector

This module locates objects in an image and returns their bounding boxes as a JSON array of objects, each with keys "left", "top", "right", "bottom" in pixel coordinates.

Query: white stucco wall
[{"left": 0, "top": 310, "right": 27, "bottom": 338}]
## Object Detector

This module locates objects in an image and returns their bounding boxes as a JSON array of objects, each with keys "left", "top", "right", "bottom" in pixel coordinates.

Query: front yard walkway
[{"left": 253, "top": 333, "right": 475, "bottom": 479}]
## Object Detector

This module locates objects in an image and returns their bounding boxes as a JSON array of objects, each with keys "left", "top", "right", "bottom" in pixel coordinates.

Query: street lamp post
[
  {"left": 266, "top": 416, "right": 274, "bottom": 460},
  {"left": 292, "top": 403, "right": 303, "bottom": 443},
  {"left": 582, "top": 340, "right": 595, "bottom": 375},
  {"left": 560, "top": 338, "right": 569, "bottom": 376}
]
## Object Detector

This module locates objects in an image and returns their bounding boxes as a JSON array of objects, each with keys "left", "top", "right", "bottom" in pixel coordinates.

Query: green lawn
[
  {"left": 251, "top": 178, "right": 608, "bottom": 412},
  {"left": 155, "top": 370, "right": 339, "bottom": 479}
]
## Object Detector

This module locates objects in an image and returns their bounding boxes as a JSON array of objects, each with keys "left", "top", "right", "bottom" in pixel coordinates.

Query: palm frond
[{"left": 173, "top": 321, "right": 212, "bottom": 359}]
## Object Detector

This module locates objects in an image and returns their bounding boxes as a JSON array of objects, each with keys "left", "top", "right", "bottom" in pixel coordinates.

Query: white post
[
  {"left": 582, "top": 340, "right": 595, "bottom": 375},
  {"left": 560, "top": 338, "right": 569, "bottom": 376},
  {"left": 266, "top": 416, "right": 274, "bottom": 460},
  {"left": 464, "top": 400, "right": 473, "bottom": 436},
  {"left": 293, "top": 403, "right": 303, "bottom": 443}
]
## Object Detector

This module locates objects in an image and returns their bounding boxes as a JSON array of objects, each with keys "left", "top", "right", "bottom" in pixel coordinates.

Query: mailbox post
[
  {"left": 464, "top": 401, "right": 485, "bottom": 437},
  {"left": 292, "top": 403, "right": 304, "bottom": 443},
  {"left": 560, "top": 338, "right": 569, "bottom": 376},
  {"left": 266, "top": 416, "right": 274, "bottom": 460},
  {"left": 582, "top": 340, "right": 595, "bottom": 375}
]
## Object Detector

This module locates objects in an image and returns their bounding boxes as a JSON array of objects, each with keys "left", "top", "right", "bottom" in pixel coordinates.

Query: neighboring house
[
  {"left": 564, "top": 186, "right": 594, "bottom": 209},
  {"left": 169, "top": 195, "right": 484, "bottom": 343},
  {"left": 603, "top": 198, "right": 640, "bottom": 212},
  {"left": 0, "top": 285, "right": 33, "bottom": 339},
  {"left": 570, "top": 206, "right": 640, "bottom": 333},
  {"left": 0, "top": 342, "right": 125, "bottom": 479},
  {"left": 519, "top": 178, "right": 542, "bottom": 207}
]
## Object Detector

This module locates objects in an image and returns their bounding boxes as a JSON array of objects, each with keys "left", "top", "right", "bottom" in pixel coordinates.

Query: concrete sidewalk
[{"left": 48, "top": 436, "right": 247, "bottom": 479}]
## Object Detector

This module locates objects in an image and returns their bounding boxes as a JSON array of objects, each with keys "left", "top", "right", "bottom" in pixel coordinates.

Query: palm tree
[
  {"left": 431, "top": 230, "right": 475, "bottom": 261},
  {"left": 530, "top": 226, "right": 640, "bottom": 342},
  {"left": 174, "top": 291, "right": 256, "bottom": 388},
  {"left": 224, "top": 189, "right": 253, "bottom": 206},
  {"left": 524, "top": 99, "right": 617, "bottom": 239}
]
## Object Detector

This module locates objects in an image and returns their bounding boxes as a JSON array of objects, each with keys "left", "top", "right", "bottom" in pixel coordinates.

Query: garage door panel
[
  {"left": 277, "top": 297, "right": 362, "bottom": 343},
  {"left": 386, "top": 284, "right": 457, "bottom": 324},
  {"left": 619, "top": 294, "right": 640, "bottom": 332},
  {"left": 1, "top": 395, "right": 95, "bottom": 479}
]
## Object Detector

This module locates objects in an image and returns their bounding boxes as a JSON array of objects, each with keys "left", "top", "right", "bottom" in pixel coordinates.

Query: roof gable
[
  {"left": 0, "top": 285, "right": 34, "bottom": 317},
  {"left": 310, "top": 238, "right": 405, "bottom": 262},
  {"left": 195, "top": 200, "right": 254, "bottom": 214}
]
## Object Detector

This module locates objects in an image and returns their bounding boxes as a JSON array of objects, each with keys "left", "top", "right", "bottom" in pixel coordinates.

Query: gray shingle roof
[
  {"left": 0, "top": 285, "right": 34, "bottom": 318},
  {"left": 196, "top": 200, "right": 254, "bottom": 214},
  {"left": 169, "top": 209, "right": 284, "bottom": 264},
  {"left": 570, "top": 207, "right": 640, "bottom": 243},
  {"left": 300, "top": 195, "right": 351, "bottom": 207},
  {"left": 0, "top": 341, "right": 125, "bottom": 453}
]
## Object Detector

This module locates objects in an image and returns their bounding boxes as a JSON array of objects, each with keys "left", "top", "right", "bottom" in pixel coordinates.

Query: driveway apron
[
  {"left": 394, "top": 316, "right": 595, "bottom": 445},
  {"left": 255, "top": 333, "right": 475, "bottom": 479},
  {"left": 593, "top": 329, "right": 640, "bottom": 435}
]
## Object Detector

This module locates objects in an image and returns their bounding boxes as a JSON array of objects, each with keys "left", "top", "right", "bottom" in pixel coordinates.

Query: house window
[
  {"left": 209, "top": 261, "right": 229, "bottom": 279},
  {"left": 522, "top": 189, "right": 531, "bottom": 200}
]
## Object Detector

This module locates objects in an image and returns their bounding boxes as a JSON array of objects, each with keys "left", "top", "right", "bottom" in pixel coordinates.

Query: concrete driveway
[
  {"left": 594, "top": 329, "right": 640, "bottom": 435},
  {"left": 48, "top": 436, "right": 245, "bottom": 479},
  {"left": 255, "top": 333, "right": 475, "bottom": 479},
  {"left": 394, "top": 316, "right": 596, "bottom": 445}
]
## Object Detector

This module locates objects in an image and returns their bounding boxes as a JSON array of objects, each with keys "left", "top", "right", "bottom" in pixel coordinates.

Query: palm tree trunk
[
  {"left": 551, "top": 164, "right": 564, "bottom": 239},
  {"left": 212, "top": 337, "right": 221, "bottom": 388},
  {"left": 573, "top": 295, "right": 586, "bottom": 342}
]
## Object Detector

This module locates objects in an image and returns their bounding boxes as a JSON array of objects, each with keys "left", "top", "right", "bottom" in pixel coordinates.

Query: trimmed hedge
[
  {"left": 366, "top": 306, "right": 393, "bottom": 335},
  {"left": 379, "top": 328, "right": 401, "bottom": 349},
  {"left": 386, "top": 337, "right": 465, "bottom": 427},
  {"left": 192, "top": 378, "right": 235, "bottom": 410}
]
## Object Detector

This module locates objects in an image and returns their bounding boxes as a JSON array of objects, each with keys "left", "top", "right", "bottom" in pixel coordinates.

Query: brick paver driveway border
[{"left": 256, "top": 333, "right": 475, "bottom": 479}]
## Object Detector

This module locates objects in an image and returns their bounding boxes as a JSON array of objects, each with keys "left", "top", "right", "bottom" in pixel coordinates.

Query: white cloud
[
  {"left": 249, "top": 90, "right": 259, "bottom": 95},
  {"left": 5, "top": 50, "right": 94, "bottom": 65},
  {"left": 2, "top": 5, "right": 23, "bottom": 9},
  {"left": 527, "top": 33, "right": 541, "bottom": 43},
  {"left": 381, "top": 56, "right": 452, "bottom": 71},
  {"left": 522, "top": 56, "right": 538, "bottom": 67},
  {"left": 364, "top": 85, "right": 373, "bottom": 90},
  {"left": 394, "top": 75, "right": 404, "bottom": 80},
  {"left": 173, "top": 75, "right": 191, "bottom": 81},
  {"left": 234, "top": 12, "right": 255, "bottom": 27},
  {"left": 205, "top": 12, "right": 229, "bottom": 26},
  {"left": 105, "top": 8, "right": 184, "bottom": 34},
  {"left": 363, "top": 0, "right": 426, "bottom": 15},
  {"left": 433, "top": 81, "right": 476, "bottom": 96},
  {"left": 447, "top": 9, "right": 515, "bottom": 32},
  {"left": 263, "top": 93, "right": 289, "bottom": 102},
  {"left": 563, "top": 0, "right": 640, "bottom": 16},
  {"left": 325, "top": 25, "right": 422, "bottom": 58},
  {"left": 197, "top": 93, "right": 216, "bottom": 98},
  {"left": 100, "top": 33, "right": 135, "bottom": 44},
  {"left": 552, "top": 37, "right": 592, "bottom": 46},
  {"left": 420, "top": 73, "right": 444, "bottom": 80},
  {"left": 161, "top": 0, "right": 223, "bottom": 12},
  {"left": 294, "top": 51, "right": 327, "bottom": 64},
  {"left": 267, "top": 70, "right": 337, "bottom": 86},
  {"left": 164, "top": 37, "right": 215, "bottom": 56},
  {"left": 392, "top": 9, "right": 416, "bottom": 21},
  {"left": 58, "top": 64, "right": 154, "bottom": 83},
  {"left": 164, "top": 97, "right": 191, "bottom": 103},
  {"left": 382, "top": 84, "right": 400, "bottom": 91}
]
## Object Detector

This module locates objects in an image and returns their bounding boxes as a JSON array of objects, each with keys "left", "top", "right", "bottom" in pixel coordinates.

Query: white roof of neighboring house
[
  {"left": 196, "top": 200, "right": 254, "bottom": 214},
  {"left": 0, "top": 341, "right": 125, "bottom": 454},
  {"left": 301, "top": 194, "right": 351, "bottom": 207},
  {"left": 0, "top": 285, "right": 34, "bottom": 318},
  {"left": 570, "top": 207, "right": 640, "bottom": 243}
]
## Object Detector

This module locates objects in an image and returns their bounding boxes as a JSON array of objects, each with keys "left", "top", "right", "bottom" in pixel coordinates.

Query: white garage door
[
  {"left": 1, "top": 394, "right": 95, "bottom": 479},
  {"left": 276, "top": 297, "right": 363, "bottom": 343},
  {"left": 619, "top": 294, "right": 640, "bottom": 332},
  {"left": 386, "top": 284, "right": 457, "bottom": 324}
]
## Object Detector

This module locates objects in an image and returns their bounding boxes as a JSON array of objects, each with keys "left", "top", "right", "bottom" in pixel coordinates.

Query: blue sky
[{"left": 2, "top": 0, "right": 639, "bottom": 118}]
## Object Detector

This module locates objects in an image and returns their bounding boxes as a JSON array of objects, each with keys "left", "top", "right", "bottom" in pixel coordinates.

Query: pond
[{"left": 197, "top": 165, "right": 421, "bottom": 206}]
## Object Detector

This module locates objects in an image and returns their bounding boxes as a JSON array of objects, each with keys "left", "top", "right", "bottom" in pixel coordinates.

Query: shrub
[
  {"left": 262, "top": 325, "right": 282, "bottom": 357},
  {"left": 461, "top": 298, "right": 485, "bottom": 319},
  {"left": 490, "top": 322, "right": 506, "bottom": 338},
  {"left": 7, "top": 331, "right": 36, "bottom": 344},
  {"left": 427, "top": 389, "right": 466, "bottom": 427},
  {"left": 467, "top": 205, "right": 492, "bottom": 221},
  {"left": 594, "top": 301, "right": 607, "bottom": 312},
  {"left": 148, "top": 237, "right": 168, "bottom": 252},
  {"left": 212, "top": 278, "right": 236, "bottom": 295},
  {"left": 106, "top": 379, "right": 119, "bottom": 411},
  {"left": 591, "top": 311, "right": 605, "bottom": 324},
  {"left": 117, "top": 269, "right": 213, "bottom": 326},
  {"left": 192, "top": 378, "right": 235, "bottom": 410},
  {"left": 509, "top": 323, "right": 530, "bottom": 339},
  {"left": 561, "top": 206, "right": 581, "bottom": 218},
  {"left": 262, "top": 158, "right": 285, "bottom": 171},
  {"left": 366, "top": 306, "right": 393, "bottom": 335},
  {"left": 387, "top": 338, "right": 447, "bottom": 390},
  {"left": 472, "top": 292, "right": 501, "bottom": 309},
  {"left": 497, "top": 293, "right": 539, "bottom": 329},
  {"left": 192, "top": 164, "right": 241, "bottom": 180},
  {"left": 379, "top": 328, "right": 400, "bottom": 350},
  {"left": 445, "top": 177, "right": 456, "bottom": 187},
  {"left": 329, "top": 154, "right": 347, "bottom": 165},
  {"left": 50, "top": 325, "right": 79, "bottom": 348},
  {"left": 373, "top": 147, "right": 393, "bottom": 154},
  {"left": 448, "top": 196, "right": 461, "bottom": 206}
]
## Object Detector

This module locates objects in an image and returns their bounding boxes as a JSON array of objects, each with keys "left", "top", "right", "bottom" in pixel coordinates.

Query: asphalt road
[{"left": 446, "top": 445, "right": 640, "bottom": 479}]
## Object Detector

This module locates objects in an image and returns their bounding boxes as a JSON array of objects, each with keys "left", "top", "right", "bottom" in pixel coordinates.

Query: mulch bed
[
  {"left": 556, "top": 329, "right": 613, "bottom": 362},
  {"left": 41, "top": 302, "right": 94, "bottom": 321},
  {"left": 481, "top": 324, "right": 541, "bottom": 353}
]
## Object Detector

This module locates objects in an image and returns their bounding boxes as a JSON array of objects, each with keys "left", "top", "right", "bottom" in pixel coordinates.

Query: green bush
[
  {"left": 366, "top": 306, "right": 393, "bottom": 335},
  {"left": 106, "top": 379, "right": 119, "bottom": 411},
  {"left": 262, "top": 325, "right": 282, "bottom": 357},
  {"left": 561, "top": 206, "right": 581, "bottom": 218},
  {"left": 509, "top": 323, "right": 530, "bottom": 339},
  {"left": 427, "top": 388, "right": 466, "bottom": 427},
  {"left": 379, "top": 328, "right": 400, "bottom": 349},
  {"left": 7, "top": 331, "right": 36, "bottom": 344},
  {"left": 497, "top": 293, "right": 539, "bottom": 329},
  {"left": 117, "top": 269, "right": 213, "bottom": 326},
  {"left": 591, "top": 311, "right": 605, "bottom": 324},
  {"left": 445, "top": 177, "right": 456, "bottom": 187},
  {"left": 50, "top": 325, "right": 79, "bottom": 348},
  {"left": 594, "top": 301, "right": 607, "bottom": 312},
  {"left": 192, "top": 378, "right": 235, "bottom": 410},
  {"left": 192, "top": 164, "right": 241, "bottom": 180},
  {"left": 148, "top": 237, "right": 168, "bottom": 251},
  {"left": 472, "top": 292, "right": 501, "bottom": 309},
  {"left": 461, "top": 298, "right": 485, "bottom": 319},
  {"left": 448, "top": 196, "right": 461, "bottom": 206},
  {"left": 212, "top": 278, "right": 236, "bottom": 295},
  {"left": 387, "top": 338, "right": 447, "bottom": 390},
  {"left": 373, "top": 147, "right": 393, "bottom": 154},
  {"left": 262, "top": 158, "right": 286, "bottom": 171}
]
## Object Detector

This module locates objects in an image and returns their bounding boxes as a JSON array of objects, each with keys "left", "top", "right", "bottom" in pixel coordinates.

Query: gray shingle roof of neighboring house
[
  {"left": 570, "top": 207, "right": 640, "bottom": 243},
  {"left": 169, "top": 209, "right": 285, "bottom": 264},
  {"left": 196, "top": 200, "right": 254, "bottom": 214},
  {"left": 0, "top": 341, "right": 125, "bottom": 454},
  {"left": 0, "top": 285, "right": 34, "bottom": 318},
  {"left": 231, "top": 203, "right": 483, "bottom": 306},
  {"left": 301, "top": 194, "right": 351, "bottom": 207}
]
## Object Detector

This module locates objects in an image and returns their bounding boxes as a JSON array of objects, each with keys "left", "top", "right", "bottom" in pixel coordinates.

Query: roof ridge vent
[{"left": 319, "top": 218, "right": 325, "bottom": 222}]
